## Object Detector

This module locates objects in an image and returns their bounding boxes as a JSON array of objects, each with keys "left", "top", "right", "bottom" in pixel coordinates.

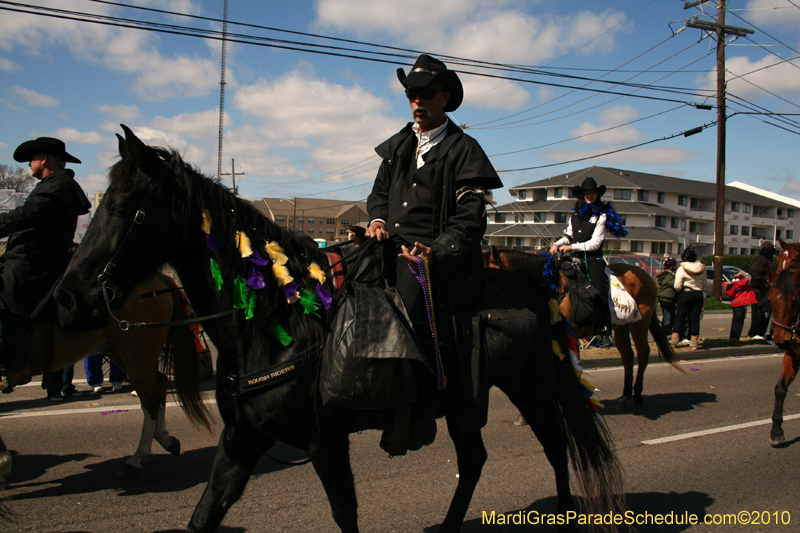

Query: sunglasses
[{"left": 405, "top": 87, "right": 442, "bottom": 100}]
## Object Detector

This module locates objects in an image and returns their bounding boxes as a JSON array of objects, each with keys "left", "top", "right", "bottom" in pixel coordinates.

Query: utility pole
[
  {"left": 216, "top": 0, "right": 229, "bottom": 180},
  {"left": 685, "top": 0, "right": 753, "bottom": 299},
  {"left": 220, "top": 158, "right": 245, "bottom": 195}
]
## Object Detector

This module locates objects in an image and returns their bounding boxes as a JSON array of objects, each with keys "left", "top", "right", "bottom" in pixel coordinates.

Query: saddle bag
[
  {"left": 319, "top": 282, "right": 426, "bottom": 409},
  {"left": 560, "top": 261, "right": 600, "bottom": 327}
]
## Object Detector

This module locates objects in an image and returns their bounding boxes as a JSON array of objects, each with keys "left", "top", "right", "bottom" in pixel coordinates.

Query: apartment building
[
  {"left": 486, "top": 165, "right": 796, "bottom": 256},
  {"left": 253, "top": 197, "right": 369, "bottom": 243}
]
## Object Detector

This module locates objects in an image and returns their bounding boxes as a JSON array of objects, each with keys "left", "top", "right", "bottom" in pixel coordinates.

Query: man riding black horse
[{"left": 0, "top": 137, "right": 91, "bottom": 390}]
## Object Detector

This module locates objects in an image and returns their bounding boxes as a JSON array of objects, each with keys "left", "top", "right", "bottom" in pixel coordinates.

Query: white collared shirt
[{"left": 412, "top": 119, "right": 448, "bottom": 168}]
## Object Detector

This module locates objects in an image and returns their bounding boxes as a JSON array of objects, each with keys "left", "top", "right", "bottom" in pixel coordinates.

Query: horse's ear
[
  {"left": 120, "top": 124, "right": 166, "bottom": 181},
  {"left": 116, "top": 133, "right": 129, "bottom": 159},
  {"left": 779, "top": 238, "right": 789, "bottom": 249}
]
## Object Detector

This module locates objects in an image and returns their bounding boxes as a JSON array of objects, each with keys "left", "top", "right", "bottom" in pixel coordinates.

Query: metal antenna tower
[{"left": 216, "top": 0, "right": 229, "bottom": 179}]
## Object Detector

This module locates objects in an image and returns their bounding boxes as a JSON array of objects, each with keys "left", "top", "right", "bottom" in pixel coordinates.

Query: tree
[{"left": 0, "top": 165, "right": 35, "bottom": 192}]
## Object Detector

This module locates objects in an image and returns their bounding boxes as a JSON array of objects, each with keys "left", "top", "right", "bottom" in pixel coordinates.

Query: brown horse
[
  {"left": 486, "top": 247, "right": 681, "bottom": 408},
  {"left": 767, "top": 241, "right": 800, "bottom": 446},
  {"left": 1, "top": 272, "right": 207, "bottom": 478}
]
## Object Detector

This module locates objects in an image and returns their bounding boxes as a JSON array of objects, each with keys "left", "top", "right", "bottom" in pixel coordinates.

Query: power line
[{"left": 495, "top": 120, "right": 718, "bottom": 173}]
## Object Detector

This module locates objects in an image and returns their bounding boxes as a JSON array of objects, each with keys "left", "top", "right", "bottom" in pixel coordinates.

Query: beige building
[
  {"left": 253, "top": 197, "right": 369, "bottom": 243},
  {"left": 486, "top": 165, "right": 796, "bottom": 256}
]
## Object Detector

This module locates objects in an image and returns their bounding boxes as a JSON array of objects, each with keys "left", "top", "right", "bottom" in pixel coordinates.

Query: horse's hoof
[
  {"left": 167, "top": 437, "right": 181, "bottom": 456},
  {"left": 770, "top": 432, "right": 785, "bottom": 447},
  {"left": 513, "top": 415, "right": 528, "bottom": 426},
  {"left": 615, "top": 396, "right": 631, "bottom": 410},
  {"left": 118, "top": 464, "right": 142, "bottom": 478}
]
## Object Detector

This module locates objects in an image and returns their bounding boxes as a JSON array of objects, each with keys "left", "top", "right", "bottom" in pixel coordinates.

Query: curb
[{"left": 580, "top": 343, "right": 783, "bottom": 370}]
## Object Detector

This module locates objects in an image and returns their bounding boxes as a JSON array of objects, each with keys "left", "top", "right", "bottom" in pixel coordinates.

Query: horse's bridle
[
  {"left": 97, "top": 178, "right": 237, "bottom": 330},
  {"left": 770, "top": 270, "right": 800, "bottom": 349}
]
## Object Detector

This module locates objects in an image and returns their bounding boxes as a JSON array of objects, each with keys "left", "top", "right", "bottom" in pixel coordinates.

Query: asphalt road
[{"left": 1, "top": 352, "right": 800, "bottom": 532}]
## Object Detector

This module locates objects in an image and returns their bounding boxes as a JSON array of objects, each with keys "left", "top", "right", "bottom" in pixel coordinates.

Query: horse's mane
[{"left": 110, "top": 146, "right": 331, "bottom": 346}]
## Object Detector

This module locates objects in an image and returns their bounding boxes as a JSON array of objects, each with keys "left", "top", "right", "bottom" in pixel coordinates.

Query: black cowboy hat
[
  {"left": 571, "top": 176, "right": 606, "bottom": 198},
  {"left": 397, "top": 54, "right": 463, "bottom": 112},
  {"left": 13, "top": 137, "right": 81, "bottom": 164}
]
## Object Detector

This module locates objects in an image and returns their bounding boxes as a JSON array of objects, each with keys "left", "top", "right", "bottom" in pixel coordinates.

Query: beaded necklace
[{"left": 408, "top": 256, "right": 447, "bottom": 390}]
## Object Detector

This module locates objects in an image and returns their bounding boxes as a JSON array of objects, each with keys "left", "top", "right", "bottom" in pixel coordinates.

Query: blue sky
[{"left": 1, "top": 0, "right": 799, "bottom": 207}]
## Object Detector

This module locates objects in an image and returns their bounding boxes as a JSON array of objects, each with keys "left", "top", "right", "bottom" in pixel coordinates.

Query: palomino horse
[
  {"left": 486, "top": 247, "right": 681, "bottom": 409},
  {"left": 767, "top": 240, "right": 800, "bottom": 446},
  {"left": 1, "top": 273, "right": 207, "bottom": 478},
  {"left": 56, "top": 126, "right": 625, "bottom": 532}
]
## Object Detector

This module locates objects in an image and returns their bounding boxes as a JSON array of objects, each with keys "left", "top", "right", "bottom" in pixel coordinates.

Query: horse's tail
[
  {"left": 552, "top": 321, "right": 626, "bottom": 523},
  {"left": 160, "top": 276, "right": 212, "bottom": 430},
  {"left": 648, "top": 312, "right": 684, "bottom": 372}
]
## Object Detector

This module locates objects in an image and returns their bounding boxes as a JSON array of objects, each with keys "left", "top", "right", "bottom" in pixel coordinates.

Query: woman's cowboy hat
[
  {"left": 571, "top": 176, "right": 606, "bottom": 198},
  {"left": 13, "top": 137, "right": 81, "bottom": 164},
  {"left": 397, "top": 54, "right": 463, "bottom": 112}
]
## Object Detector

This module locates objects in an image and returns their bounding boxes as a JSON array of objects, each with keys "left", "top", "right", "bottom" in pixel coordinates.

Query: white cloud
[
  {"left": 700, "top": 55, "right": 800, "bottom": 101},
  {"left": 460, "top": 75, "right": 530, "bottom": 110},
  {"left": 744, "top": 0, "right": 800, "bottom": 29},
  {"left": 151, "top": 109, "right": 228, "bottom": 140},
  {"left": 570, "top": 105, "right": 644, "bottom": 145},
  {"left": 95, "top": 104, "right": 143, "bottom": 123},
  {"left": 317, "top": 0, "right": 626, "bottom": 62},
  {"left": 0, "top": 57, "right": 19, "bottom": 72},
  {"left": 545, "top": 145, "right": 694, "bottom": 166},
  {"left": 50, "top": 128, "right": 105, "bottom": 145},
  {"left": 4, "top": 86, "right": 59, "bottom": 107}
]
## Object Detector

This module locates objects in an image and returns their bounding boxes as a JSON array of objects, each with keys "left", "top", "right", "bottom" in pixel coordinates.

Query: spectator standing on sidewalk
[
  {"left": 672, "top": 247, "right": 706, "bottom": 350},
  {"left": 84, "top": 354, "right": 126, "bottom": 393},
  {"left": 657, "top": 257, "right": 679, "bottom": 336},
  {"left": 723, "top": 273, "right": 758, "bottom": 346},
  {"left": 747, "top": 241, "right": 776, "bottom": 340}
]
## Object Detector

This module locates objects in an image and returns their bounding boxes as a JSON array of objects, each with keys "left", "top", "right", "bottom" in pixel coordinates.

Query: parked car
[
  {"left": 703, "top": 265, "right": 748, "bottom": 300},
  {"left": 607, "top": 254, "right": 662, "bottom": 277}
]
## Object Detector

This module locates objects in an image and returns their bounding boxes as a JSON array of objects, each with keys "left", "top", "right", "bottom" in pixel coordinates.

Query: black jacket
[
  {"left": 0, "top": 169, "right": 91, "bottom": 318},
  {"left": 367, "top": 121, "right": 502, "bottom": 311},
  {"left": 749, "top": 253, "right": 773, "bottom": 292}
]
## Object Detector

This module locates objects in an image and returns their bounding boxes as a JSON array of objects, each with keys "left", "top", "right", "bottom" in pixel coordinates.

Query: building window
[
  {"left": 638, "top": 190, "right": 649, "bottom": 202},
  {"left": 690, "top": 198, "right": 700, "bottom": 209},
  {"left": 533, "top": 212, "right": 545, "bottom": 222},
  {"left": 275, "top": 215, "right": 285, "bottom": 223},
  {"left": 297, "top": 217, "right": 304, "bottom": 223},
  {"left": 741, "top": 248, "right": 748, "bottom": 254},
  {"left": 619, "top": 214, "right": 627, "bottom": 225},
  {"left": 678, "top": 243, "right": 684, "bottom": 254},
  {"left": 555, "top": 212, "right": 568, "bottom": 223},
  {"left": 728, "top": 247, "right": 737, "bottom": 255},
  {"left": 731, "top": 202, "right": 739, "bottom": 212},
  {"left": 743, "top": 204, "right": 751, "bottom": 214},
  {"left": 518, "top": 190, "right": 527, "bottom": 200},
  {"left": 614, "top": 189, "right": 631, "bottom": 200},
  {"left": 682, "top": 220, "right": 687, "bottom": 230},
  {"left": 340, "top": 219, "right": 349, "bottom": 226},
  {"left": 671, "top": 217, "right": 679, "bottom": 229},
  {"left": 514, "top": 213, "right": 525, "bottom": 223},
  {"left": 742, "top": 226, "right": 750, "bottom": 236},
  {"left": 631, "top": 241, "right": 643, "bottom": 252},
  {"left": 652, "top": 242, "right": 666, "bottom": 254},
  {"left": 787, "top": 230, "right": 794, "bottom": 239},
  {"left": 655, "top": 216, "right": 666, "bottom": 228},
  {"left": 658, "top": 192, "right": 665, "bottom": 203},
  {"left": 339, "top": 229, "right": 348, "bottom": 235},
  {"left": 296, "top": 227, "right": 303, "bottom": 232},
  {"left": 326, "top": 228, "right": 335, "bottom": 234},
  {"left": 777, "top": 229, "right": 782, "bottom": 239},
  {"left": 553, "top": 188, "right": 562, "bottom": 198},
  {"left": 307, "top": 218, "right": 314, "bottom": 224},
  {"left": 327, "top": 218, "right": 335, "bottom": 224},
  {"left": 308, "top": 228, "right": 315, "bottom": 234},
  {"left": 689, "top": 222, "right": 697, "bottom": 232},
  {"left": 678, "top": 195, "right": 688, "bottom": 206},
  {"left": 789, "top": 209, "right": 795, "bottom": 218},
  {"left": 495, "top": 213, "right": 507, "bottom": 223},
  {"left": 730, "top": 225, "right": 739, "bottom": 235}
]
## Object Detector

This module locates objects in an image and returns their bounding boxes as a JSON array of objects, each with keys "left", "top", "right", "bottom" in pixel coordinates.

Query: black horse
[{"left": 56, "top": 125, "right": 623, "bottom": 532}]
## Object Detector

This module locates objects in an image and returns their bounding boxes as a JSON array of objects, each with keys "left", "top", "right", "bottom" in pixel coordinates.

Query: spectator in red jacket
[{"left": 724, "top": 273, "right": 759, "bottom": 346}]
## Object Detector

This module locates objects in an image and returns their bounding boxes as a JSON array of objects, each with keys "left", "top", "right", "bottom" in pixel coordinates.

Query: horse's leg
[
  {"left": 0, "top": 434, "right": 11, "bottom": 485},
  {"left": 629, "top": 320, "right": 652, "bottom": 408},
  {"left": 613, "top": 325, "right": 634, "bottom": 410},
  {"left": 498, "top": 383, "right": 575, "bottom": 520},
  {"left": 188, "top": 425, "right": 269, "bottom": 533},
  {"left": 306, "top": 431, "right": 359, "bottom": 533},
  {"left": 771, "top": 352, "right": 799, "bottom": 446},
  {"left": 439, "top": 413, "right": 488, "bottom": 533}
]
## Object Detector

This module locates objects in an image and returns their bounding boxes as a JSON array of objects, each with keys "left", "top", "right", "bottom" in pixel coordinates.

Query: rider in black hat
[
  {"left": 550, "top": 176, "right": 618, "bottom": 348},
  {"left": 0, "top": 137, "right": 91, "bottom": 390},
  {"left": 366, "top": 54, "right": 502, "bottom": 454}
]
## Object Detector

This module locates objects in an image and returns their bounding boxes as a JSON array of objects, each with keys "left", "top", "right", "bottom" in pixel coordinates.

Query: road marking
[
  {"left": 0, "top": 399, "right": 217, "bottom": 419},
  {"left": 642, "top": 413, "right": 800, "bottom": 445},
  {"left": 585, "top": 352, "right": 781, "bottom": 373}
]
